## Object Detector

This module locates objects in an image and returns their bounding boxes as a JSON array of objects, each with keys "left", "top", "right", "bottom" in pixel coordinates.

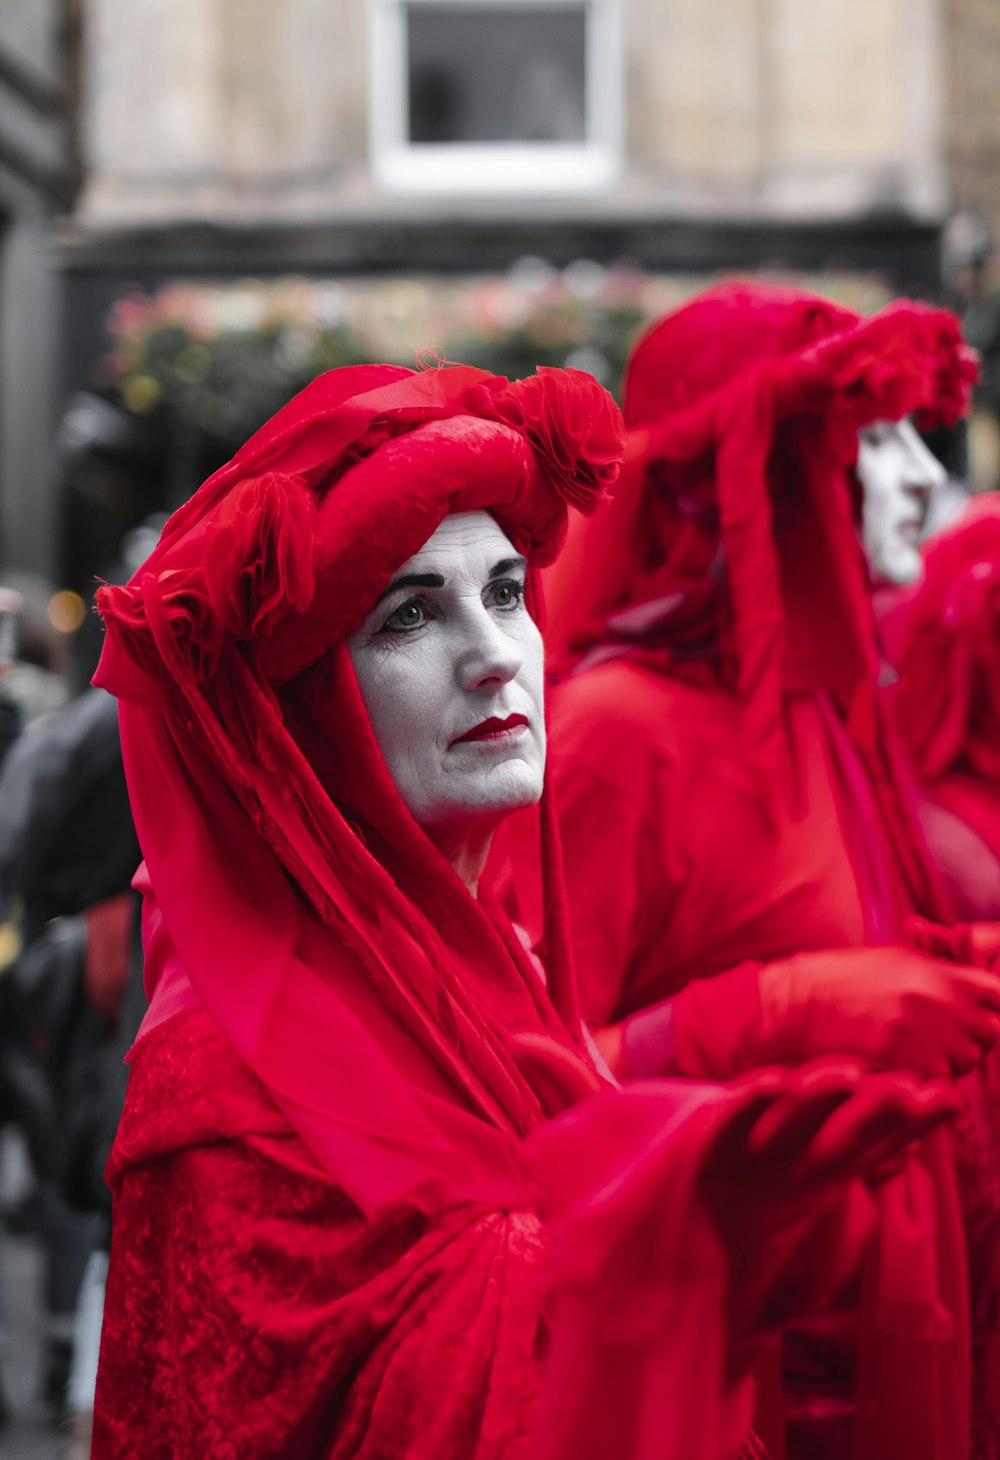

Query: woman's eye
[
  {"left": 380, "top": 597, "right": 431, "bottom": 634},
  {"left": 485, "top": 578, "right": 525, "bottom": 612}
]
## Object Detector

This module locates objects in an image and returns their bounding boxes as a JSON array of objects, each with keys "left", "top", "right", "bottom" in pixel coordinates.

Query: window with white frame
[{"left": 369, "top": 0, "right": 621, "bottom": 193}]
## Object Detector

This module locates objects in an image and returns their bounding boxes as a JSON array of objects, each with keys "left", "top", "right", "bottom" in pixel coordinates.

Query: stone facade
[
  {"left": 75, "top": 0, "right": 947, "bottom": 229},
  {"left": 0, "top": 0, "right": 72, "bottom": 577},
  {"left": 79, "top": 0, "right": 368, "bottom": 224},
  {"left": 943, "top": 0, "right": 1000, "bottom": 244},
  {"left": 627, "top": 0, "right": 944, "bottom": 219}
]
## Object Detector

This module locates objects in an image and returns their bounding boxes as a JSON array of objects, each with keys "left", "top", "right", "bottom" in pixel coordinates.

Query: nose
[
  {"left": 902, "top": 427, "right": 947, "bottom": 499},
  {"left": 454, "top": 601, "right": 523, "bottom": 692}
]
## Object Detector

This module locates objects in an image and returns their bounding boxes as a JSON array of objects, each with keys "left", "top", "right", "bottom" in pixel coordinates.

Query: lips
[{"left": 450, "top": 713, "right": 529, "bottom": 746}]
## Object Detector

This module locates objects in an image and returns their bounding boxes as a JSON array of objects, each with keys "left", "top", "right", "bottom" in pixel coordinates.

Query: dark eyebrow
[
  {"left": 374, "top": 571, "right": 445, "bottom": 607},
  {"left": 374, "top": 556, "right": 525, "bottom": 608},
  {"left": 489, "top": 556, "right": 527, "bottom": 578}
]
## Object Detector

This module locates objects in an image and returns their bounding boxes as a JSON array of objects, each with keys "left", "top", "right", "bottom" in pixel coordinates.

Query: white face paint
[
  {"left": 347, "top": 511, "right": 546, "bottom": 838},
  {"left": 856, "top": 418, "right": 947, "bottom": 586}
]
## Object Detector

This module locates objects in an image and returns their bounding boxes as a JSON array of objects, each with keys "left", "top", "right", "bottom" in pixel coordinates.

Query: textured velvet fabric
[{"left": 94, "top": 1010, "right": 550, "bottom": 1460}]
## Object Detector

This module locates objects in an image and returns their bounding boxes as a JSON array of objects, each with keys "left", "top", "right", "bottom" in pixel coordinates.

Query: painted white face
[
  {"left": 347, "top": 511, "right": 546, "bottom": 836},
  {"left": 856, "top": 418, "right": 947, "bottom": 586}
]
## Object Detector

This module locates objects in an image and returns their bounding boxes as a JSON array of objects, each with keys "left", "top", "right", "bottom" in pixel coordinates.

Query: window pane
[{"left": 407, "top": 5, "right": 587, "bottom": 145}]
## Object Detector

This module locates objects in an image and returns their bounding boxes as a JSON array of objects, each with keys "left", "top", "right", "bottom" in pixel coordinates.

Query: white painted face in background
[
  {"left": 347, "top": 511, "right": 546, "bottom": 837},
  {"left": 856, "top": 418, "right": 948, "bottom": 586}
]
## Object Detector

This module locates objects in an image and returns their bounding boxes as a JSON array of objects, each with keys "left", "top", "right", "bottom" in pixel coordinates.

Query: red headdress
[
  {"left": 545, "top": 282, "right": 977, "bottom": 795},
  {"left": 95, "top": 361, "right": 623, "bottom": 1215},
  {"left": 888, "top": 495, "right": 1000, "bottom": 788}
]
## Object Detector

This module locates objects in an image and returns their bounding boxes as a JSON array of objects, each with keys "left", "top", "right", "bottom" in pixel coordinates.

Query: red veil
[
  {"left": 92, "top": 361, "right": 807, "bottom": 1460},
  {"left": 544, "top": 282, "right": 976, "bottom": 916}
]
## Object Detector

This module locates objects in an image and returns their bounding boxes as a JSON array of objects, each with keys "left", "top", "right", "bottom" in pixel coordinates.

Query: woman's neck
[{"left": 426, "top": 822, "right": 497, "bottom": 895}]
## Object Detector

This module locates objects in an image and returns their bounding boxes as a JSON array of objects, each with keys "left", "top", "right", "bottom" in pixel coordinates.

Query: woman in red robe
[
  {"left": 493, "top": 287, "right": 1000, "bottom": 1457},
  {"left": 88, "top": 360, "right": 949, "bottom": 1460}
]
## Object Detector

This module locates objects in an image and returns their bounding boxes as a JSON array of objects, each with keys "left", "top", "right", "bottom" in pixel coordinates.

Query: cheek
[
  {"left": 518, "top": 622, "right": 548, "bottom": 765},
  {"left": 861, "top": 479, "right": 902, "bottom": 558},
  {"left": 863, "top": 453, "right": 908, "bottom": 519},
  {"left": 517, "top": 618, "right": 546, "bottom": 704},
  {"left": 351, "top": 645, "right": 442, "bottom": 770}
]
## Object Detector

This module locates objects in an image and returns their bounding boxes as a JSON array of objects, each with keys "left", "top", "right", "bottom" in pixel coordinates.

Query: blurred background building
[
  {"left": 0, "top": 5, "right": 999, "bottom": 1451},
  {"left": 2, "top": 0, "right": 1000, "bottom": 603},
  {"left": 0, "top": 0, "right": 75, "bottom": 585}
]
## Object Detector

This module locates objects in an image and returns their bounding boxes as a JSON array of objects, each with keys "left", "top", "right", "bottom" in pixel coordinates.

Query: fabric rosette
[
  {"left": 101, "top": 473, "right": 318, "bottom": 688},
  {"left": 483, "top": 366, "right": 624, "bottom": 510}
]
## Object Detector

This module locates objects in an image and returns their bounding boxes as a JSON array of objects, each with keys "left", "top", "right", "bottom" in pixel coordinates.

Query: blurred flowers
[{"left": 105, "top": 264, "right": 894, "bottom": 454}]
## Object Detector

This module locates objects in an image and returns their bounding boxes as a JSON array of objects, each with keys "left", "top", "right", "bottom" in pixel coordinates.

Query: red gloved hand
[
  {"left": 705, "top": 1062, "right": 959, "bottom": 1371},
  {"left": 669, "top": 946, "right": 1000, "bottom": 1080},
  {"left": 521, "top": 1061, "right": 958, "bottom": 1460}
]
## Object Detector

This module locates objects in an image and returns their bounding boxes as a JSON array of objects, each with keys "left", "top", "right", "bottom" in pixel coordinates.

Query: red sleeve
[{"left": 94, "top": 1133, "right": 548, "bottom": 1460}]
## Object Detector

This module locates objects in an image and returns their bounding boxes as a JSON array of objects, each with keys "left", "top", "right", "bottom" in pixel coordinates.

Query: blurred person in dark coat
[{"left": 0, "top": 686, "right": 143, "bottom": 1433}]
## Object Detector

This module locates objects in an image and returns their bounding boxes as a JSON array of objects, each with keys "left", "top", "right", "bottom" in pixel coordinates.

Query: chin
[
  {"left": 453, "top": 762, "right": 544, "bottom": 821},
  {"left": 878, "top": 552, "right": 924, "bottom": 588}
]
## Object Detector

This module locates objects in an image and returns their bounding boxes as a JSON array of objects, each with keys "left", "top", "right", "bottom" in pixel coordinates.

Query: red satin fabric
[{"left": 95, "top": 1009, "right": 552, "bottom": 1460}]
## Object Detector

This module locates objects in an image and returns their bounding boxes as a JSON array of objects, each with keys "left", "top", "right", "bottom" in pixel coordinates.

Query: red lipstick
[{"left": 450, "top": 713, "right": 529, "bottom": 746}]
